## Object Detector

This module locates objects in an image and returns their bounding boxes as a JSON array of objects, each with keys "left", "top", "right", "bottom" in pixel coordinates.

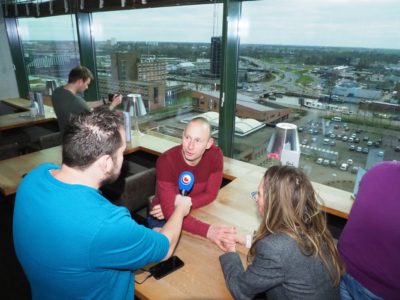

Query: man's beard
[{"left": 100, "top": 168, "right": 121, "bottom": 186}]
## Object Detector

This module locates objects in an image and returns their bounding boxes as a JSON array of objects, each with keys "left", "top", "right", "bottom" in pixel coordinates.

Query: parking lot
[{"left": 296, "top": 117, "right": 398, "bottom": 192}]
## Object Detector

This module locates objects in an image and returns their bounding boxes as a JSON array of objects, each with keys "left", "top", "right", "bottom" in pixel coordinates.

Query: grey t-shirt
[{"left": 52, "top": 86, "right": 90, "bottom": 132}]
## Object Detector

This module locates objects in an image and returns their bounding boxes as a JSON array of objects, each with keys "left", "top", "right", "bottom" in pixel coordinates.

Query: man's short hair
[
  {"left": 68, "top": 66, "right": 94, "bottom": 83},
  {"left": 188, "top": 117, "right": 212, "bottom": 137},
  {"left": 62, "top": 108, "right": 124, "bottom": 169}
]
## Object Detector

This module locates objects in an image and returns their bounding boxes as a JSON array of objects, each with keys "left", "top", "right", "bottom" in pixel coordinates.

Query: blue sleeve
[{"left": 89, "top": 208, "right": 169, "bottom": 270}]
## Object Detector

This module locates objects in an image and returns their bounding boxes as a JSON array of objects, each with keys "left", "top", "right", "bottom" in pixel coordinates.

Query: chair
[
  {"left": 25, "top": 131, "right": 62, "bottom": 152},
  {"left": 101, "top": 161, "right": 156, "bottom": 225},
  {"left": 0, "top": 142, "right": 20, "bottom": 160},
  {"left": 39, "top": 131, "right": 62, "bottom": 149}
]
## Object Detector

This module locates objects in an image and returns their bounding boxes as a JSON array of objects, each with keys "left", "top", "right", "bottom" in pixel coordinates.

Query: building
[
  {"left": 110, "top": 52, "right": 166, "bottom": 82},
  {"left": 333, "top": 79, "right": 382, "bottom": 101},
  {"left": 210, "top": 36, "right": 222, "bottom": 77},
  {"left": 98, "top": 76, "right": 166, "bottom": 112},
  {"left": 192, "top": 90, "right": 292, "bottom": 124}
]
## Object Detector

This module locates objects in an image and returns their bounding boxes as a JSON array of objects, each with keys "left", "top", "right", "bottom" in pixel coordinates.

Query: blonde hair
[{"left": 248, "top": 165, "right": 344, "bottom": 286}]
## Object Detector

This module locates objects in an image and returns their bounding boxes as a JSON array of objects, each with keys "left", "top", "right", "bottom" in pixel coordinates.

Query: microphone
[{"left": 178, "top": 171, "right": 194, "bottom": 196}]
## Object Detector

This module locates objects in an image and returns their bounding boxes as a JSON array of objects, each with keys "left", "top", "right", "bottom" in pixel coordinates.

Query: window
[
  {"left": 17, "top": 15, "right": 79, "bottom": 95},
  {"left": 236, "top": 0, "right": 400, "bottom": 191},
  {"left": 91, "top": 4, "right": 223, "bottom": 138}
]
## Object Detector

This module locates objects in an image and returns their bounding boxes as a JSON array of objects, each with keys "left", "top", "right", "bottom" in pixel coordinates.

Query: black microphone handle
[{"left": 181, "top": 190, "right": 187, "bottom": 196}]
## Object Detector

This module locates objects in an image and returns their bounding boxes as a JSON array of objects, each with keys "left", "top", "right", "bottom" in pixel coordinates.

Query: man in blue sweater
[{"left": 13, "top": 109, "right": 191, "bottom": 300}]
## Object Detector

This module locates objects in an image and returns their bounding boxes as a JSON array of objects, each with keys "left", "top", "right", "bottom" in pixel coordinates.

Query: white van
[{"left": 332, "top": 116, "right": 342, "bottom": 122}]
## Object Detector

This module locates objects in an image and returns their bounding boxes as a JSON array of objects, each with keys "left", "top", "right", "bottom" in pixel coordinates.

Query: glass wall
[
  {"left": 235, "top": 0, "right": 400, "bottom": 191},
  {"left": 92, "top": 4, "right": 223, "bottom": 140},
  {"left": 11, "top": 1, "right": 400, "bottom": 192},
  {"left": 17, "top": 15, "right": 79, "bottom": 95}
]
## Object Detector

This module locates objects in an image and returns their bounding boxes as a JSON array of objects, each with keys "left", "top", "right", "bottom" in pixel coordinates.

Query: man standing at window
[
  {"left": 13, "top": 109, "right": 191, "bottom": 299},
  {"left": 52, "top": 65, "right": 122, "bottom": 132}
]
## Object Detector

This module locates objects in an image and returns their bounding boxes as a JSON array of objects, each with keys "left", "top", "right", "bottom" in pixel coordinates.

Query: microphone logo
[{"left": 178, "top": 171, "right": 194, "bottom": 195}]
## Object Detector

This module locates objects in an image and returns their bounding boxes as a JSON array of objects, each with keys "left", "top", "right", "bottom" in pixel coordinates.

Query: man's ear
[
  {"left": 98, "top": 154, "right": 113, "bottom": 175},
  {"left": 206, "top": 137, "right": 214, "bottom": 150}
]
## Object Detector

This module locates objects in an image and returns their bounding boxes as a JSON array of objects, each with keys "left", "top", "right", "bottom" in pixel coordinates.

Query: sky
[{"left": 17, "top": 0, "right": 400, "bottom": 50}]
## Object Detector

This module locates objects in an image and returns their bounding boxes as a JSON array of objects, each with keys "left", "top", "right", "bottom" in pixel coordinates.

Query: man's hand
[
  {"left": 207, "top": 225, "right": 238, "bottom": 252},
  {"left": 149, "top": 204, "right": 165, "bottom": 220},
  {"left": 174, "top": 194, "right": 192, "bottom": 217},
  {"left": 109, "top": 94, "right": 122, "bottom": 110}
]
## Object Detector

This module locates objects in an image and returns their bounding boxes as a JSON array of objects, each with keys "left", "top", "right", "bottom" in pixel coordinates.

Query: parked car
[
  {"left": 362, "top": 147, "right": 369, "bottom": 154},
  {"left": 351, "top": 166, "right": 360, "bottom": 174},
  {"left": 316, "top": 158, "right": 323, "bottom": 164},
  {"left": 363, "top": 136, "right": 369, "bottom": 141},
  {"left": 330, "top": 140, "right": 336, "bottom": 146},
  {"left": 340, "top": 163, "right": 349, "bottom": 171},
  {"left": 367, "top": 141, "right": 373, "bottom": 146},
  {"left": 395, "top": 146, "right": 400, "bottom": 152},
  {"left": 342, "top": 136, "right": 348, "bottom": 142},
  {"left": 349, "top": 144, "right": 355, "bottom": 151},
  {"left": 354, "top": 138, "right": 360, "bottom": 143},
  {"left": 377, "top": 151, "right": 384, "bottom": 157},
  {"left": 347, "top": 159, "right": 354, "bottom": 165},
  {"left": 356, "top": 146, "right": 363, "bottom": 152},
  {"left": 323, "top": 159, "right": 330, "bottom": 166},
  {"left": 330, "top": 161, "right": 337, "bottom": 167}
]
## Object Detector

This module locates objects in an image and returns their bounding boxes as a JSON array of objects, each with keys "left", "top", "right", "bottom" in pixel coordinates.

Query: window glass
[
  {"left": 92, "top": 4, "right": 223, "bottom": 141},
  {"left": 17, "top": 15, "right": 79, "bottom": 95},
  {"left": 237, "top": 0, "right": 400, "bottom": 192}
]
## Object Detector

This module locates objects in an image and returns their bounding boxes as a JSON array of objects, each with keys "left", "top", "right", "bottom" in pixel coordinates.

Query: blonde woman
[{"left": 219, "top": 166, "right": 344, "bottom": 300}]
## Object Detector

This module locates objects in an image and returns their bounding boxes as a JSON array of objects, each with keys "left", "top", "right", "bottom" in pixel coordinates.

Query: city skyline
[{"left": 17, "top": 0, "right": 400, "bottom": 50}]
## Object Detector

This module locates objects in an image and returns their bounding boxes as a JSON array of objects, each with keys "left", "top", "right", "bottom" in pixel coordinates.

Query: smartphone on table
[{"left": 149, "top": 256, "right": 184, "bottom": 280}]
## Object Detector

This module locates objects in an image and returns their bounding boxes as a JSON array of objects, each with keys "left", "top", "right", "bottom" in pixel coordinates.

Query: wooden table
[{"left": 0, "top": 98, "right": 57, "bottom": 131}]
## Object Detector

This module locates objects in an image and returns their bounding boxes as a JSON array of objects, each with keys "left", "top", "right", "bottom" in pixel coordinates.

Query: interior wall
[{"left": 0, "top": 6, "right": 19, "bottom": 100}]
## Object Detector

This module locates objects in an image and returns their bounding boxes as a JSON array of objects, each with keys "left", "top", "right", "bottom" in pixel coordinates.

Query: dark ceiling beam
[{"left": 2, "top": 0, "right": 224, "bottom": 18}]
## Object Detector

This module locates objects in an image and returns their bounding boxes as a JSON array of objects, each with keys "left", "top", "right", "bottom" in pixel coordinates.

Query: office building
[{"left": 210, "top": 36, "right": 222, "bottom": 77}]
